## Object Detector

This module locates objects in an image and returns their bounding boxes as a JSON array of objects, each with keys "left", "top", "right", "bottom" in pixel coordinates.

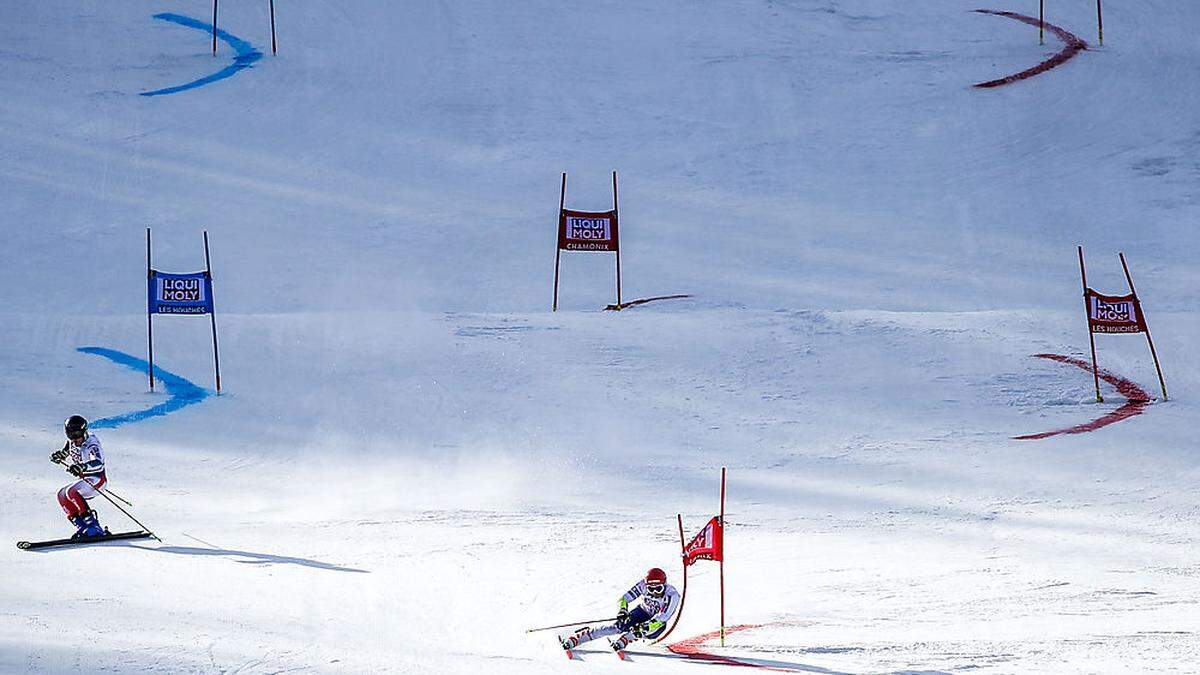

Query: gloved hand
[
  {"left": 67, "top": 463, "right": 85, "bottom": 477},
  {"left": 50, "top": 446, "right": 69, "bottom": 464},
  {"left": 616, "top": 608, "right": 630, "bottom": 630},
  {"left": 631, "top": 623, "right": 647, "bottom": 639}
]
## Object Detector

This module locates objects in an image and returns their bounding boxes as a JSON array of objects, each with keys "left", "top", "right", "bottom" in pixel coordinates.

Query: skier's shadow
[{"left": 131, "top": 534, "right": 369, "bottom": 573}]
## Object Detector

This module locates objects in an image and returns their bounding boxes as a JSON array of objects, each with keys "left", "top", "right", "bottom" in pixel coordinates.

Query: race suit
[{"left": 56, "top": 433, "right": 107, "bottom": 518}]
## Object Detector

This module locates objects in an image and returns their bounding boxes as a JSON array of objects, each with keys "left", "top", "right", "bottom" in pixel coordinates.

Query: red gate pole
[
  {"left": 269, "top": 0, "right": 278, "bottom": 54},
  {"left": 1096, "top": 0, "right": 1104, "bottom": 45},
  {"left": 146, "top": 228, "right": 156, "bottom": 392},
  {"left": 654, "top": 514, "right": 689, "bottom": 643},
  {"left": 612, "top": 171, "right": 622, "bottom": 310},
  {"left": 1078, "top": 246, "right": 1102, "bottom": 402},
  {"left": 552, "top": 173, "right": 565, "bottom": 311},
  {"left": 1119, "top": 253, "right": 1167, "bottom": 401},
  {"left": 719, "top": 466, "right": 726, "bottom": 647},
  {"left": 204, "top": 231, "right": 222, "bottom": 393},
  {"left": 211, "top": 0, "right": 219, "bottom": 55}
]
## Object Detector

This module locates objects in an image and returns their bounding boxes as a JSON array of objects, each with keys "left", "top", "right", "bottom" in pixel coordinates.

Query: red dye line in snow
[
  {"left": 973, "top": 10, "right": 1088, "bottom": 88},
  {"left": 1013, "top": 353, "right": 1151, "bottom": 440},
  {"left": 668, "top": 624, "right": 792, "bottom": 671}
]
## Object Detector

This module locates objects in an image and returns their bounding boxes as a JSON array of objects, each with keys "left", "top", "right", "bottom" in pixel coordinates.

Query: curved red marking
[
  {"left": 974, "top": 10, "right": 1087, "bottom": 88},
  {"left": 1013, "top": 353, "right": 1151, "bottom": 440},
  {"left": 668, "top": 624, "right": 792, "bottom": 671}
]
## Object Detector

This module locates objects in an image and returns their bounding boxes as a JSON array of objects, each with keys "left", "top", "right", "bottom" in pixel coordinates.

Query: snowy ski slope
[{"left": 1, "top": 1, "right": 1198, "bottom": 672}]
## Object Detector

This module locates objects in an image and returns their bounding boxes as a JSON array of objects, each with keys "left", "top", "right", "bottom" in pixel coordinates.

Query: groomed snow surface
[{"left": 1, "top": 1, "right": 1198, "bottom": 672}]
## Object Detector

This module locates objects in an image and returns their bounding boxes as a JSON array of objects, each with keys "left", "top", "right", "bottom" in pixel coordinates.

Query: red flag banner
[
  {"left": 1086, "top": 289, "right": 1145, "bottom": 334},
  {"left": 683, "top": 516, "right": 723, "bottom": 566},
  {"left": 558, "top": 209, "right": 619, "bottom": 252}
]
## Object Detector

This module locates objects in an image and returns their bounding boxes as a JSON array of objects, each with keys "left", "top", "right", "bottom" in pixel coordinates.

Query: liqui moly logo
[
  {"left": 566, "top": 216, "right": 612, "bottom": 241},
  {"left": 159, "top": 277, "right": 204, "bottom": 303},
  {"left": 1091, "top": 297, "right": 1134, "bottom": 323}
]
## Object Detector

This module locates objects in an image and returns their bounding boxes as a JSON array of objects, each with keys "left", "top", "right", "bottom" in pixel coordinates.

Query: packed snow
[{"left": 1, "top": 1, "right": 1197, "bottom": 672}]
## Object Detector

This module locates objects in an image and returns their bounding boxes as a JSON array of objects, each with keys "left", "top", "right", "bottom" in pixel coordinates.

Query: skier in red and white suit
[{"left": 50, "top": 415, "right": 107, "bottom": 538}]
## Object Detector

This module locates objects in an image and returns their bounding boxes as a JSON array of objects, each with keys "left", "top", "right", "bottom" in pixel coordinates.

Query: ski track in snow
[{"left": 973, "top": 10, "right": 1088, "bottom": 88}]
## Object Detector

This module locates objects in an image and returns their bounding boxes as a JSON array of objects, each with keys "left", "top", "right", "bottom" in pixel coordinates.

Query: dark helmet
[
  {"left": 65, "top": 415, "right": 88, "bottom": 440},
  {"left": 645, "top": 567, "right": 667, "bottom": 596}
]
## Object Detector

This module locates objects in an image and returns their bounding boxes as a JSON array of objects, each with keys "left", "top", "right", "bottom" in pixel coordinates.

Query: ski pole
[
  {"left": 56, "top": 460, "right": 160, "bottom": 541},
  {"left": 55, "top": 454, "right": 132, "bottom": 502},
  {"left": 92, "top": 486, "right": 161, "bottom": 542},
  {"left": 53, "top": 452, "right": 135, "bottom": 506},
  {"left": 526, "top": 617, "right": 618, "bottom": 633},
  {"left": 99, "top": 482, "right": 132, "bottom": 504},
  {"left": 94, "top": 483, "right": 134, "bottom": 507}
]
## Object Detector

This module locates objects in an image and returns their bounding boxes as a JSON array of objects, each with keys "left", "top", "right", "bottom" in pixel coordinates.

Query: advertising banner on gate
[
  {"left": 558, "top": 209, "right": 619, "bottom": 252},
  {"left": 148, "top": 271, "right": 214, "bottom": 315},
  {"left": 1085, "top": 289, "right": 1144, "bottom": 334},
  {"left": 682, "top": 516, "right": 724, "bottom": 566},
  {"left": 1075, "top": 246, "right": 1167, "bottom": 403}
]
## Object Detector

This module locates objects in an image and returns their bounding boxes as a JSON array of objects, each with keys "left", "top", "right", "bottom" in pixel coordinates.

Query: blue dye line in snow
[
  {"left": 77, "top": 347, "right": 210, "bottom": 428},
  {"left": 141, "top": 13, "right": 262, "bottom": 97}
]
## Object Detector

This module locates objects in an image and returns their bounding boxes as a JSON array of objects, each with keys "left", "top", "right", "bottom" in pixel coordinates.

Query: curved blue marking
[
  {"left": 141, "top": 13, "right": 262, "bottom": 97},
  {"left": 77, "top": 347, "right": 210, "bottom": 428}
]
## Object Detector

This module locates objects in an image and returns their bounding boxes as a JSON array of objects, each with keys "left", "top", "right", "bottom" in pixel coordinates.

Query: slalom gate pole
[
  {"left": 269, "top": 0, "right": 278, "bottom": 54},
  {"left": 1078, "top": 246, "right": 1102, "bottom": 402},
  {"left": 1119, "top": 253, "right": 1168, "bottom": 401},
  {"left": 146, "top": 228, "right": 156, "bottom": 392},
  {"left": 1039, "top": 0, "right": 1045, "bottom": 45},
  {"left": 654, "top": 514, "right": 689, "bottom": 644},
  {"left": 552, "top": 248, "right": 562, "bottom": 311},
  {"left": 1096, "top": 0, "right": 1104, "bottom": 45},
  {"left": 612, "top": 171, "right": 622, "bottom": 310},
  {"left": 211, "top": 0, "right": 219, "bottom": 55},
  {"left": 525, "top": 617, "right": 617, "bottom": 633},
  {"left": 719, "top": 466, "right": 726, "bottom": 647},
  {"left": 204, "top": 231, "right": 222, "bottom": 393},
  {"left": 553, "top": 173, "right": 565, "bottom": 311},
  {"left": 56, "top": 460, "right": 158, "bottom": 540}
]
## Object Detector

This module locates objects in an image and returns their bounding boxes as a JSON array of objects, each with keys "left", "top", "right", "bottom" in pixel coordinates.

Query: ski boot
[
  {"left": 610, "top": 634, "right": 633, "bottom": 652},
  {"left": 68, "top": 514, "right": 87, "bottom": 538},
  {"left": 70, "top": 510, "right": 105, "bottom": 539},
  {"left": 560, "top": 627, "right": 590, "bottom": 651}
]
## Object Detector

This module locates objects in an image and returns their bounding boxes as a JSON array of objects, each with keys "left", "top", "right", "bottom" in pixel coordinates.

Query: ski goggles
[{"left": 646, "top": 581, "right": 665, "bottom": 596}]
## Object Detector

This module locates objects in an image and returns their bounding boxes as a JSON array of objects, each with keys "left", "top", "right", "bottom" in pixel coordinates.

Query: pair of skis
[
  {"left": 17, "top": 530, "right": 153, "bottom": 550},
  {"left": 561, "top": 639, "right": 631, "bottom": 661},
  {"left": 20, "top": 457, "right": 162, "bottom": 551},
  {"left": 533, "top": 618, "right": 632, "bottom": 661}
]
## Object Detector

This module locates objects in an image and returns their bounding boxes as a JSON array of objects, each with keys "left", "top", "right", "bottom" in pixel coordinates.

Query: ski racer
[
  {"left": 560, "top": 567, "right": 681, "bottom": 653},
  {"left": 49, "top": 415, "right": 107, "bottom": 538}
]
